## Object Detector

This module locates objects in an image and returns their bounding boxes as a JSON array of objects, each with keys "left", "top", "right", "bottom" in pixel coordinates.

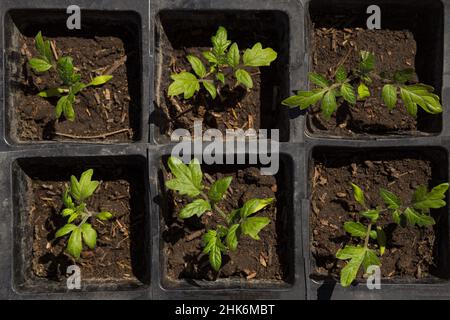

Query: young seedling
[
  {"left": 282, "top": 50, "right": 442, "bottom": 120},
  {"left": 336, "top": 182, "right": 449, "bottom": 287},
  {"left": 28, "top": 31, "right": 113, "bottom": 121},
  {"left": 54, "top": 169, "right": 113, "bottom": 259},
  {"left": 165, "top": 156, "right": 274, "bottom": 271},
  {"left": 168, "top": 26, "right": 277, "bottom": 100}
]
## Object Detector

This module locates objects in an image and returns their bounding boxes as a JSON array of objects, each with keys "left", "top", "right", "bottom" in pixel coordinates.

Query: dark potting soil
[
  {"left": 162, "top": 166, "right": 291, "bottom": 282},
  {"left": 14, "top": 33, "right": 140, "bottom": 142},
  {"left": 155, "top": 18, "right": 279, "bottom": 139},
  {"left": 309, "top": 28, "right": 420, "bottom": 136},
  {"left": 27, "top": 169, "right": 146, "bottom": 283},
  {"left": 310, "top": 149, "right": 447, "bottom": 282}
]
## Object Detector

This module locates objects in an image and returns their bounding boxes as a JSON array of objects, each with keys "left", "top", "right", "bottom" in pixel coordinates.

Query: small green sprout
[
  {"left": 337, "top": 182, "right": 449, "bottom": 287},
  {"left": 282, "top": 51, "right": 442, "bottom": 120},
  {"left": 168, "top": 26, "right": 277, "bottom": 100},
  {"left": 28, "top": 31, "right": 113, "bottom": 121},
  {"left": 55, "top": 169, "right": 113, "bottom": 259},
  {"left": 165, "top": 156, "right": 274, "bottom": 271}
]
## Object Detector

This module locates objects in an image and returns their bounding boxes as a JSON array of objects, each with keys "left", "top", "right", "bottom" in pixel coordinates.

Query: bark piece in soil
[
  {"left": 310, "top": 148, "right": 448, "bottom": 282},
  {"left": 160, "top": 163, "right": 292, "bottom": 284}
]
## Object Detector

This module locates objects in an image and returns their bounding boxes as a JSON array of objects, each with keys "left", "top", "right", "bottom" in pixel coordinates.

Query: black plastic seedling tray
[{"left": 0, "top": 0, "right": 450, "bottom": 300}]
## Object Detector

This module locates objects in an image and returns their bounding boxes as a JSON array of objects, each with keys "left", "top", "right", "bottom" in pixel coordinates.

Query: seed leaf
[
  {"left": 357, "top": 82, "right": 370, "bottom": 99},
  {"left": 88, "top": 75, "right": 113, "bottom": 86},
  {"left": 351, "top": 183, "right": 365, "bottom": 207},
  {"left": 382, "top": 84, "right": 397, "bottom": 110},
  {"left": 97, "top": 211, "right": 113, "bottom": 221},
  {"left": 29, "top": 58, "right": 52, "bottom": 73},
  {"left": 360, "top": 209, "right": 380, "bottom": 222}
]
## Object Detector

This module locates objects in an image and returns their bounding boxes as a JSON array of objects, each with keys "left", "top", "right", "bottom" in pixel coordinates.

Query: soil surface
[
  {"left": 13, "top": 33, "right": 139, "bottom": 142},
  {"left": 162, "top": 166, "right": 291, "bottom": 282},
  {"left": 155, "top": 18, "right": 279, "bottom": 139},
  {"left": 27, "top": 169, "right": 146, "bottom": 283},
  {"left": 309, "top": 28, "right": 420, "bottom": 136},
  {"left": 310, "top": 150, "right": 446, "bottom": 283}
]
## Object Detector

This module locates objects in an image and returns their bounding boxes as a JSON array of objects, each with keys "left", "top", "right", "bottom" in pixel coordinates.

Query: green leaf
[
  {"left": 360, "top": 209, "right": 380, "bottom": 222},
  {"left": 29, "top": 58, "right": 52, "bottom": 73},
  {"left": 179, "top": 199, "right": 211, "bottom": 219},
  {"left": 202, "top": 81, "right": 217, "bottom": 99},
  {"left": 357, "top": 82, "right": 370, "bottom": 100},
  {"left": 382, "top": 84, "right": 397, "bottom": 110},
  {"left": 202, "top": 229, "right": 226, "bottom": 271},
  {"left": 226, "top": 209, "right": 240, "bottom": 225},
  {"left": 216, "top": 72, "right": 225, "bottom": 84},
  {"left": 61, "top": 208, "right": 75, "bottom": 217},
  {"left": 38, "top": 88, "right": 66, "bottom": 98},
  {"left": 63, "top": 189, "right": 75, "bottom": 208},
  {"left": 88, "top": 75, "right": 113, "bottom": 86},
  {"left": 80, "top": 223, "right": 97, "bottom": 249},
  {"left": 96, "top": 211, "right": 113, "bottom": 221},
  {"left": 68, "top": 213, "right": 79, "bottom": 223},
  {"left": 35, "top": 31, "right": 53, "bottom": 63},
  {"left": 362, "top": 249, "right": 380, "bottom": 271},
  {"left": 187, "top": 55, "right": 206, "bottom": 78},
  {"left": 394, "top": 68, "right": 414, "bottom": 84},
  {"left": 321, "top": 90, "right": 337, "bottom": 120},
  {"left": 235, "top": 69, "right": 253, "bottom": 89},
  {"left": 351, "top": 183, "right": 365, "bottom": 207},
  {"left": 404, "top": 207, "right": 435, "bottom": 227},
  {"left": 343, "top": 221, "right": 367, "bottom": 239},
  {"left": 335, "top": 66, "right": 347, "bottom": 82},
  {"left": 379, "top": 188, "right": 401, "bottom": 209},
  {"left": 70, "top": 169, "right": 99, "bottom": 202},
  {"left": 67, "top": 227, "right": 82, "bottom": 259},
  {"left": 281, "top": 90, "right": 325, "bottom": 110},
  {"left": 211, "top": 26, "right": 231, "bottom": 57},
  {"left": 70, "top": 82, "right": 86, "bottom": 95},
  {"left": 168, "top": 72, "right": 200, "bottom": 99},
  {"left": 227, "top": 43, "right": 240, "bottom": 68},
  {"left": 203, "top": 51, "right": 218, "bottom": 64},
  {"left": 243, "top": 43, "right": 277, "bottom": 67},
  {"left": 340, "top": 83, "right": 356, "bottom": 104},
  {"left": 399, "top": 87, "right": 417, "bottom": 117},
  {"left": 55, "top": 223, "right": 77, "bottom": 238},
  {"left": 309, "top": 73, "right": 329, "bottom": 88},
  {"left": 376, "top": 227, "right": 386, "bottom": 256},
  {"left": 359, "top": 51, "right": 375, "bottom": 72},
  {"left": 240, "top": 216, "right": 270, "bottom": 240},
  {"left": 165, "top": 157, "right": 204, "bottom": 197},
  {"left": 208, "top": 176, "right": 232, "bottom": 202},
  {"left": 400, "top": 84, "right": 442, "bottom": 114},
  {"left": 240, "top": 198, "right": 274, "bottom": 219},
  {"left": 336, "top": 246, "right": 365, "bottom": 287},
  {"left": 57, "top": 57, "right": 76, "bottom": 85},
  {"left": 413, "top": 183, "right": 449, "bottom": 210},
  {"left": 226, "top": 224, "right": 240, "bottom": 251}
]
